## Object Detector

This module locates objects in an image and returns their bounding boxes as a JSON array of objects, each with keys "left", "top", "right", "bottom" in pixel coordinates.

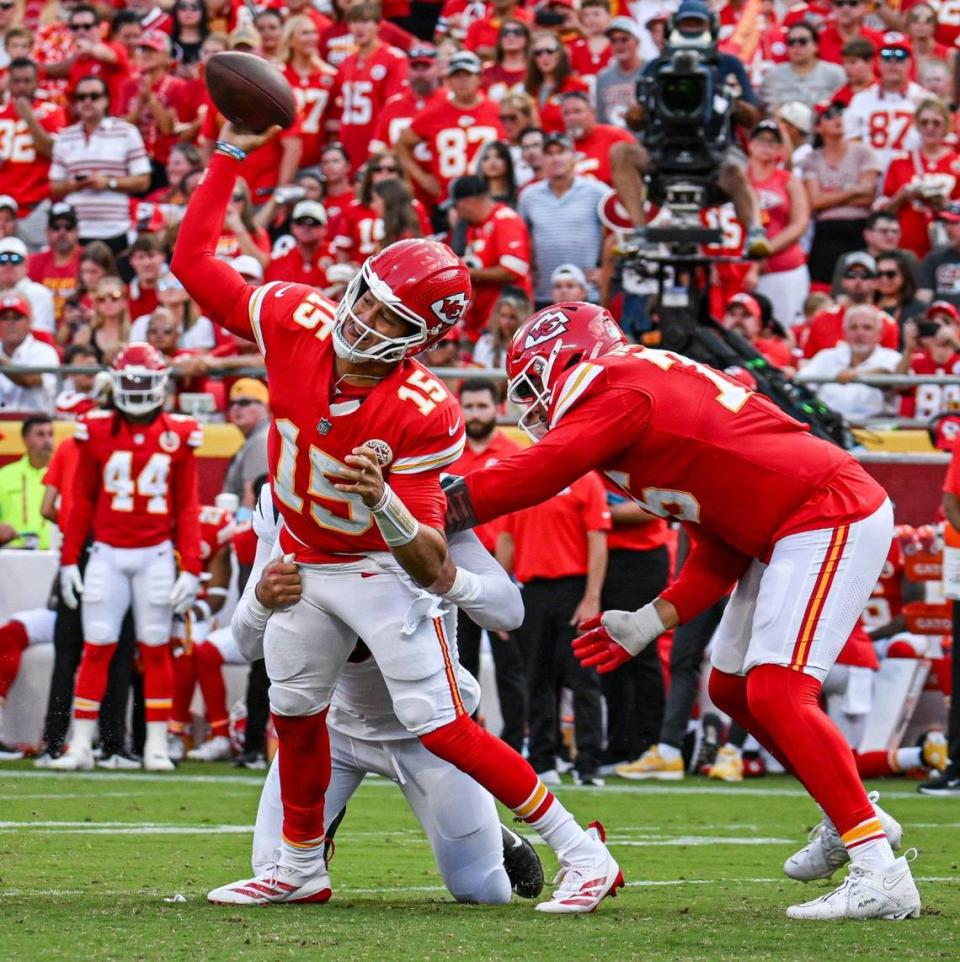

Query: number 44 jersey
[
  {"left": 245, "top": 282, "right": 465, "bottom": 564},
  {"left": 60, "top": 410, "right": 203, "bottom": 574}
]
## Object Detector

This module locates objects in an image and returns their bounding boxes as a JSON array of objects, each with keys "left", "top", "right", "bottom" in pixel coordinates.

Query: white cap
[
  {"left": 550, "top": 263, "right": 588, "bottom": 287},
  {"left": 215, "top": 492, "right": 240, "bottom": 514},
  {"left": 779, "top": 101, "right": 814, "bottom": 135},
  {"left": 291, "top": 200, "right": 327, "bottom": 225},
  {"left": 0, "top": 195, "right": 17, "bottom": 213},
  {"left": 231, "top": 255, "right": 264, "bottom": 281},
  {"left": 0, "top": 236, "right": 28, "bottom": 257}
]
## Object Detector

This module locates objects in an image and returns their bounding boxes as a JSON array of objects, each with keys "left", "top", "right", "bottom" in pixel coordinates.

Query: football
[{"left": 205, "top": 52, "right": 296, "bottom": 134}]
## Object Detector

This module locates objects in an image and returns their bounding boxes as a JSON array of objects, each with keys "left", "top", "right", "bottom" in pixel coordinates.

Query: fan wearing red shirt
[
  {"left": 28, "top": 203, "right": 82, "bottom": 325},
  {"left": 449, "top": 377, "right": 527, "bottom": 751},
  {"left": 318, "top": 143, "right": 356, "bottom": 225},
  {"left": 446, "top": 302, "right": 921, "bottom": 920},
  {"left": 527, "top": 32, "right": 590, "bottom": 133},
  {"left": 332, "top": 3, "right": 408, "bottom": 170},
  {"left": 282, "top": 17, "right": 338, "bottom": 169},
  {"left": 464, "top": 0, "right": 533, "bottom": 61},
  {"left": 52, "top": 344, "right": 203, "bottom": 776},
  {"left": 802, "top": 253, "right": 900, "bottom": 357},
  {"left": 816, "top": 0, "right": 885, "bottom": 65},
  {"left": 453, "top": 175, "right": 532, "bottom": 342},
  {"left": 566, "top": 0, "right": 613, "bottom": 79},
  {"left": 882, "top": 101, "right": 960, "bottom": 259},
  {"left": 61, "top": 5, "right": 132, "bottom": 107},
  {"left": 0, "top": 61, "right": 67, "bottom": 218},
  {"left": 264, "top": 199, "right": 331, "bottom": 288},
  {"left": 898, "top": 301, "right": 960, "bottom": 418},
  {"left": 399, "top": 50, "right": 505, "bottom": 203},
  {"left": 561, "top": 90, "right": 634, "bottom": 186},
  {"left": 499, "top": 469, "right": 610, "bottom": 782},
  {"left": 720, "top": 292, "right": 795, "bottom": 369},
  {"left": 116, "top": 32, "right": 191, "bottom": 167},
  {"left": 319, "top": 3, "right": 416, "bottom": 69}
]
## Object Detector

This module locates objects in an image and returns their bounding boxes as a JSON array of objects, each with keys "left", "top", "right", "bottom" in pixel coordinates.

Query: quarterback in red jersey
[
  {"left": 170, "top": 124, "right": 620, "bottom": 913},
  {"left": 51, "top": 343, "right": 203, "bottom": 774},
  {"left": 446, "top": 302, "right": 921, "bottom": 921}
]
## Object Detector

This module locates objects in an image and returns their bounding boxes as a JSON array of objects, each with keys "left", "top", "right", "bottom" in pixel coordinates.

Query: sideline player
[
  {"left": 445, "top": 302, "right": 921, "bottom": 921},
  {"left": 52, "top": 344, "right": 202, "bottom": 772},
  {"left": 171, "top": 128, "right": 620, "bottom": 913},
  {"left": 168, "top": 498, "right": 237, "bottom": 761},
  {"left": 231, "top": 484, "right": 544, "bottom": 904}
]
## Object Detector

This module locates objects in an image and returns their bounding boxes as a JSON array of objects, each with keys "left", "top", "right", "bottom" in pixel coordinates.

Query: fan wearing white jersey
[
  {"left": 844, "top": 38, "right": 931, "bottom": 179},
  {"left": 215, "top": 484, "right": 544, "bottom": 905}
]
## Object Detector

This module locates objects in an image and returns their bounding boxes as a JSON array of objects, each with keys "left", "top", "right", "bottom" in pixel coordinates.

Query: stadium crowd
[{"left": 0, "top": 0, "right": 957, "bottom": 802}]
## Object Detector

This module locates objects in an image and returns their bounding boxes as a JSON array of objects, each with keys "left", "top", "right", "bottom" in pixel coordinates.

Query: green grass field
[{"left": 0, "top": 765, "right": 957, "bottom": 962}]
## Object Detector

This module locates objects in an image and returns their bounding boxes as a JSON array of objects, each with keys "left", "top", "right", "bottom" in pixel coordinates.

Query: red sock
[
  {"left": 74, "top": 642, "right": 118, "bottom": 718},
  {"left": 194, "top": 642, "right": 229, "bottom": 736},
  {"left": 420, "top": 714, "right": 545, "bottom": 815},
  {"left": 170, "top": 646, "right": 196, "bottom": 734},
  {"left": 707, "top": 668, "right": 795, "bottom": 775},
  {"left": 273, "top": 710, "right": 331, "bottom": 847},
  {"left": 138, "top": 643, "right": 173, "bottom": 723},
  {"left": 747, "top": 664, "right": 875, "bottom": 837},
  {"left": 855, "top": 750, "right": 897, "bottom": 778},
  {"left": 0, "top": 620, "right": 29, "bottom": 700}
]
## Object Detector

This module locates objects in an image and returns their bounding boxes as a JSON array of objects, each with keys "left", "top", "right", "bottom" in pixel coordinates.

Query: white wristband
[
  {"left": 371, "top": 485, "right": 420, "bottom": 547},
  {"left": 442, "top": 566, "right": 483, "bottom": 606},
  {"left": 603, "top": 603, "right": 667, "bottom": 657}
]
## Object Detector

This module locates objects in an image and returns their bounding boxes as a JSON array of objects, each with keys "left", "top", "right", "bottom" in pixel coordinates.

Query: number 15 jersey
[{"left": 240, "top": 282, "right": 464, "bottom": 563}]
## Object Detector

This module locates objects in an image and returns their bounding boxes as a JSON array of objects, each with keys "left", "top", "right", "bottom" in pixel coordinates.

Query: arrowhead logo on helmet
[
  {"left": 430, "top": 292, "right": 468, "bottom": 325},
  {"left": 522, "top": 309, "right": 569, "bottom": 350}
]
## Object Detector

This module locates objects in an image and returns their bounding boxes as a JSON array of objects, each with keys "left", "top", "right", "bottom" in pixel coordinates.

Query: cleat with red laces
[
  {"left": 207, "top": 865, "right": 332, "bottom": 906},
  {"left": 536, "top": 821, "right": 624, "bottom": 914}
]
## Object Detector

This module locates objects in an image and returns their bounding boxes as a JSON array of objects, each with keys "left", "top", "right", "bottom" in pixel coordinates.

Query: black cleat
[
  {"left": 918, "top": 764, "right": 960, "bottom": 797},
  {"left": 501, "top": 824, "right": 544, "bottom": 899},
  {"left": 0, "top": 741, "right": 23, "bottom": 761}
]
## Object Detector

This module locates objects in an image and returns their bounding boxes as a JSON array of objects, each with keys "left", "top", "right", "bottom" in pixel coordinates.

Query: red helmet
[
  {"left": 111, "top": 342, "right": 169, "bottom": 415},
  {"left": 333, "top": 239, "right": 472, "bottom": 364},
  {"left": 506, "top": 302, "right": 625, "bottom": 438}
]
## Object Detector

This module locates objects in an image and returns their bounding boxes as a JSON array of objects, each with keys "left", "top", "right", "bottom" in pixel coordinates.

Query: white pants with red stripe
[
  {"left": 264, "top": 553, "right": 465, "bottom": 735},
  {"left": 82, "top": 541, "right": 176, "bottom": 646},
  {"left": 251, "top": 731, "right": 510, "bottom": 904},
  {"left": 711, "top": 499, "right": 894, "bottom": 681}
]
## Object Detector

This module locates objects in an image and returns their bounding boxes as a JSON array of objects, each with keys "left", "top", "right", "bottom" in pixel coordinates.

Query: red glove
[{"left": 571, "top": 615, "right": 633, "bottom": 674}]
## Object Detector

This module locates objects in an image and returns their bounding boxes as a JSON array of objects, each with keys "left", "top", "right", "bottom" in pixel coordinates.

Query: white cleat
[
  {"left": 143, "top": 748, "right": 176, "bottom": 772},
  {"left": 47, "top": 743, "right": 94, "bottom": 771},
  {"left": 208, "top": 865, "right": 332, "bottom": 906},
  {"left": 186, "top": 736, "right": 232, "bottom": 762},
  {"left": 167, "top": 735, "right": 186, "bottom": 762},
  {"left": 536, "top": 821, "right": 624, "bottom": 914},
  {"left": 784, "top": 791, "right": 902, "bottom": 882},
  {"left": 786, "top": 853, "right": 921, "bottom": 921}
]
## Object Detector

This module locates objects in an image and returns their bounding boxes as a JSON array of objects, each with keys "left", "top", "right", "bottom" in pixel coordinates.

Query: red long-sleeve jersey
[
  {"left": 60, "top": 410, "right": 203, "bottom": 574},
  {"left": 463, "top": 345, "right": 886, "bottom": 623}
]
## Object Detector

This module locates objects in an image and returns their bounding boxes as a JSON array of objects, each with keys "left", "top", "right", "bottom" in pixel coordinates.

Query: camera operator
[{"left": 609, "top": 0, "right": 772, "bottom": 259}]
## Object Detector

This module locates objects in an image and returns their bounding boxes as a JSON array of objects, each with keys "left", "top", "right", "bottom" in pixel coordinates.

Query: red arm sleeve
[
  {"left": 391, "top": 471, "right": 446, "bottom": 532},
  {"left": 170, "top": 152, "right": 256, "bottom": 340},
  {"left": 172, "top": 450, "right": 202, "bottom": 575},
  {"left": 60, "top": 442, "right": 99, "bottom": 567},
  {"left": 465, "top": 386, "right": 649, "bottom": 523},
  {"left": 659, "top": 526, "right": 752, "bottom": 624}
]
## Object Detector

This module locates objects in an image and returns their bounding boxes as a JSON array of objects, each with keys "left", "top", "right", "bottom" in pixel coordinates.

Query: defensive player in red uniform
[
  {"left": 445, "top": 302, "right": 922, "bottom": 921},
  {"left": 170, "top": 126, "right": 620, "bottom": 913},
  {"left": 52, "top": 344, "right": 203, "bottom": 773}
]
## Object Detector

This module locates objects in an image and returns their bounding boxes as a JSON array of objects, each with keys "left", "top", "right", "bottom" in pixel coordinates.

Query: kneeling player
[{"left": 211, "top": 486, "right": 543, "bottom": 905}]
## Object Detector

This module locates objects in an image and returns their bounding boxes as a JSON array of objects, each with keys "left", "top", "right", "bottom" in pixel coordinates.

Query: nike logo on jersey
[
  {"left": 448, "top": 418, "right": 462, "bottom": 436},
  {"left": 274, "top": 285, "right": 293, "bottom": 298}
]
